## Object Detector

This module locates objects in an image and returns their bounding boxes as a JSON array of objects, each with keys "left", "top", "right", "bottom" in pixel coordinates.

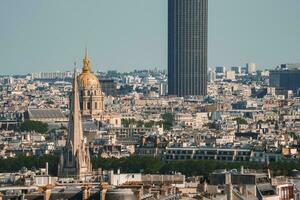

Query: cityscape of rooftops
[{"left": 0, "top": 1, "right": 300, "bottom": 200}]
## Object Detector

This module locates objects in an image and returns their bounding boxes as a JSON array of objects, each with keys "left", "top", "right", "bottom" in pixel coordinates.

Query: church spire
[
  {"left": 58, "top": 71, "right": 92, "bottom": 178},
  {"left": 82, "top": 47, "right": 91, "bottom": 73},
  {"left": 68, "top": 71, "right": 83, "bottom": 151}
]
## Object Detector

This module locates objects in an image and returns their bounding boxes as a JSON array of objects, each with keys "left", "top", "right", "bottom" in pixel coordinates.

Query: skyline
[{"left": 1, "top": 0, "right": 300, "bottom": 75}]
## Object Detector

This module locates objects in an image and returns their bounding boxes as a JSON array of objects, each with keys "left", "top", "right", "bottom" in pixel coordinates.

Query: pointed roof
[{"left": 67, "top": 71, "right": 83, "bottom": 154}]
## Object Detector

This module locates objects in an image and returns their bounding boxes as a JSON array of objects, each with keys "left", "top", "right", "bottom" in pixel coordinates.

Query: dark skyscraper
[
  {"left": 168, "top": 0, "right": 208, "bottom": 97},
  {"left": 269, "top": 64, "right": 300, "bottom": 94}
]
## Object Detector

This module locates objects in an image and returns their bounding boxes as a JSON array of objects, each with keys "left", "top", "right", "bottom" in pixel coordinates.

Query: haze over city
[
  {"left": 3, "top": 0, "right": 300, "bottom": 199},
  {"left": 1, "top": 0, "right": 300, "bottom": 75}
]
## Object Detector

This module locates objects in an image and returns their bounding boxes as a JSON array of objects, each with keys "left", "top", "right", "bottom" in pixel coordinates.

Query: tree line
[
  {"left": 19, "top": 120, "right": 49, "bottom": 134},
  {"left": 1, "top": 154, "right": 299, "bottom": 179},
  {"left": 121, "top": 113, "right": 174, "bottom": 130}
]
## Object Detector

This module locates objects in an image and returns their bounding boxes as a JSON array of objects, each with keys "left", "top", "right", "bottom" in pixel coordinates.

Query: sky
[{"left": 0, "top": 0, "right": 300, "bottom": 75}]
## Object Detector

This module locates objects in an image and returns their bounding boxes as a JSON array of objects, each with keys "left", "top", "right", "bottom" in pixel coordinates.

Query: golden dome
[
  {"left": 77, "top": 50, "right": 101, "bottom": 89},
  {"left": 77, "top": 73, "right": 100, "bottom": 89}
]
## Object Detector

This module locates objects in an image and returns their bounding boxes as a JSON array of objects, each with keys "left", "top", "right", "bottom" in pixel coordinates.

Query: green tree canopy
[
  {"left": 19, "top": 120, "right": 49, "bottom": 134},
  {"left": 161, "top": 113, "right": 174, "bottom": 130},
  {"left": 1, "top": 155, "right": 300, "bottom": 178},
  {"left": 0, "top": 154, "right": 58, "bottom": 175},
  {"left": 234, "top": 117, "right": 248, "bottom": 125}
]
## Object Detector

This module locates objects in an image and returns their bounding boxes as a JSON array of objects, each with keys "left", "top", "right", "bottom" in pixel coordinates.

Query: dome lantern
[{"left": 77, "top": 49, "right": 101, "bottom": 89}]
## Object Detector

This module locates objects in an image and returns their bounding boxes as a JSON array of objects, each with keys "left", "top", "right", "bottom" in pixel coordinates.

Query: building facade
[
  {"left": 163, "top": 147, "right": 282, "bottom": 163},
  {"left": 231, "top": 66, "right": 242, "bottom": 75},
  {"left": 168, "top": 0, "right": 208, "bottom": 97},
  {"left": 270, "top": 65, "right": 300, "bottom": 94},
  {"left": 246, "top": 63, "right": 256, "bottom": 75},
  {"left": 101, "top": 79, "right": 117, "bottom": 96}
]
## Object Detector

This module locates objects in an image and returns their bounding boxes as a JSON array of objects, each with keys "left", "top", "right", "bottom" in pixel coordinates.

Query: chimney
[
  {"left": 203, "top": 180, "right": 208, "bottom": 192},
  {"left": 226, "top": 183, "right": 233, "bottom": 200},
  {"left": 141, "top": 136, "right": 146, "bottom": 146},
  {"left": 82, "top": 185, "right": 91, "bottom": 200},
  {"left": 101, "top": 189, "right": 107, "bottom": 200},
  {"left": 225, "top": 172, "right": 231, "bottom": 185},
  {"left": 43, "top": 187, "right": 51, "bottom": 200},
  {"left": 45, "top": 162, "right": 49, "bottom": 176},
  {"left": 155, "top": 136, "right": 161, "bottom": 147},
  {"left": 240, "top": 165, "right": 244, "bottom": 174},
  {"left": 267, "top": 168, "right": 272, "bottom": 179},
  {"left": 225, "top": 173, "right": 233, "bottom": 200}
]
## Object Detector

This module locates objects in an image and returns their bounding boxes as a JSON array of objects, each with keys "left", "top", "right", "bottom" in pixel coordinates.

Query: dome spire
[
  {"left": 82, "top": 47, "right": 91, "bottom": 73},
  {"left": 85, "top": 46, "right": 88, "bottom": 59}
]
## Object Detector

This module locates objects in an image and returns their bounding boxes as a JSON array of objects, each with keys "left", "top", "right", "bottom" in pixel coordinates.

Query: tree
[
  {"left": 234, "top": 117, "right": 248, "bottom": 125},
  {"left": 205, "top": 122, "right": 217, "bottom": 129},
  {"left": 122, "top": 118, "right": 140, "bottom": 127},
  {"left": 0, "top": 154, "right": 58, "bottom": 175},
  {"left": 90, "top": 156, "right": 282, "bottom": 179},
  {"left": 161, "top": 113, "right": 174, "bottom": 130},
  {"left": 1, "top": 154, "right": 299, "bottom": 179},
  {"left": 19, "top": 120, "right": 49, "bottom": 134}
]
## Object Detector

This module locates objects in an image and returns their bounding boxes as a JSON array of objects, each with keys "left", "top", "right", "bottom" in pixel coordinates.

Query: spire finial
[
  {"left": 82, "top": 47, "right": 91, "bottom": 73},
  {"left": 85, "top": 46, "right": 88, "bottom": 58}
]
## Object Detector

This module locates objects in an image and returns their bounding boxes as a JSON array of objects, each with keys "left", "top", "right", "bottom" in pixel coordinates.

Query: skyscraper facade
[
  {"left": 168, "top": 0, "right": 208, "bottom": 97},
  {"left": 269, "top": 64, "right": 300, "bottom": 94},
  {"left": 246, "top": 63, "right": 257, "bottom": 75}
]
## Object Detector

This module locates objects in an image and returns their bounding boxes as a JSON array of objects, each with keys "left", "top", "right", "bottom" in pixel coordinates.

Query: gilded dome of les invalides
[{"left": 77, "top": 51, "right": 101, "bottom": 89}]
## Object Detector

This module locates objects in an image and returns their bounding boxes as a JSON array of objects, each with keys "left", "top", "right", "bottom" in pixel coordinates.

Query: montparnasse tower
[{"left": 77, "top": 49, "right": 104, "bottom": 120}]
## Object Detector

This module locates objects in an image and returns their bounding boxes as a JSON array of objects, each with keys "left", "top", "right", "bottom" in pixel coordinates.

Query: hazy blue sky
[{"left": 1, "top": 0, "right": 300, "bottom": 75}]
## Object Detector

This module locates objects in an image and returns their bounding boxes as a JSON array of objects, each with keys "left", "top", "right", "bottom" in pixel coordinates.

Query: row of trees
[
  {"left": 92, "top": 156, "right": 299, "bottom": 178},
  {"left": 234, "top": 117, "right": 248, "bottom": 125},
  {"left": 1, "top": 155, "right": 298, "bottom": 179},
  {"left": 121, "top": 118, "right": 160, "bottom": 128},
  {"left": 19, "top": 120, "right": 49, "bottom": 134},
  {"left": 204, "top": 117, "right": 249, "bottom": 129},
  {"left": 121, "top": 113, "right": 174, "bottom": 130},
  {"left": 0, "top": 154, "right": 58, "bottom": 175}
]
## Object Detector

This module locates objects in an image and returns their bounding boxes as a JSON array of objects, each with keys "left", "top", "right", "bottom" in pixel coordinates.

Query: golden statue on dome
[{"left": 82, "top": 48, "right": 91, "bottom": 73}]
